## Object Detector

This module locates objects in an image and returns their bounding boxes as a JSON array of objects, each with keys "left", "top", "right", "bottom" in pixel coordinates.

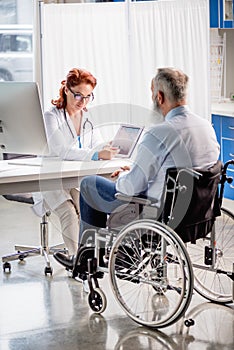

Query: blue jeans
[{"left": 79, "top": 175, "right": 125, "bottom": 241}]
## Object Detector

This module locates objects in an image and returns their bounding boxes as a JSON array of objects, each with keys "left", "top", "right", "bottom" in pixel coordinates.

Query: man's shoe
[{"left": 53, "top": 251, "right": 75, "bottom": 270}]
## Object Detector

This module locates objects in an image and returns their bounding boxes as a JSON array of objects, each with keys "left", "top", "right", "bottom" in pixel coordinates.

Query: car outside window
[{"left": 0, "top": 25, "right": 33, "bottom": 81}]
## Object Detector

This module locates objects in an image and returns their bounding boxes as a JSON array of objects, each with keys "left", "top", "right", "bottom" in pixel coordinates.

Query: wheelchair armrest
[
  {"left": 115, "top": 192, "right": 153, "bottom": 206},
  {"left": 175, "top": 168, "right": 202, "bottom": 180}
]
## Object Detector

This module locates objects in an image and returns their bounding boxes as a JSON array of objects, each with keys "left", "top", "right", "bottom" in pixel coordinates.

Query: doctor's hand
[
  {"left": 98, "top": 147, "right": 119, "bottom": 160},
  {"left": 111, "top": 165, "right": 130, "bottom": 178}
]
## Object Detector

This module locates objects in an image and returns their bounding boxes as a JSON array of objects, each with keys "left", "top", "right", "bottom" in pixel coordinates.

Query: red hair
[{"left": 51, "top": 68, "right": 97, "bottom": 109}]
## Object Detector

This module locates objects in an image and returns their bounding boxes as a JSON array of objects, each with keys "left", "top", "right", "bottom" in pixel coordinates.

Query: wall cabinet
[
  {"left": 210, "top": 0, "right": 234, "bottom": 28},
  {"left": 212, "top": 114, "right": 234, "bottom": 199}
]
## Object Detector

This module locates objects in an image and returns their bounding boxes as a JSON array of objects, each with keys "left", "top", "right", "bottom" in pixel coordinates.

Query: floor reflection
[
  {"left": 176, "top": 302, "right": 234, "bottom": 349},
  {"left": 0, "top": 196, "right": 233, "bottom": 350}
]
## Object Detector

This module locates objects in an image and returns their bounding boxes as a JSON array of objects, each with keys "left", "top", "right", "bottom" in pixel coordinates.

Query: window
[{"left": 0, "top": 1, "right": 33, "bottom": 81}]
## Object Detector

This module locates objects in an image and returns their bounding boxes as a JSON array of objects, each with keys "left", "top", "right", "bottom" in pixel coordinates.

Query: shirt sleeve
[
  {"left": 116, "top": 129, "right": 165, "bottom": 196},
  {"left": 91, "top": 151, "right": 99, "bottom": 161}
]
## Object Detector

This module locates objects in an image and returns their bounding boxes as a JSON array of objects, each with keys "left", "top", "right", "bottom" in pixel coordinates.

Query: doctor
[{"left": 33, "top": 67, "right": 118, "bottom": 262}]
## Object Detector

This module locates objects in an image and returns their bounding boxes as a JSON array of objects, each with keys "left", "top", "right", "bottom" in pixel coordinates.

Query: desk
[{"left": 0, "top": 157, "right": 132, "bottom": 195}]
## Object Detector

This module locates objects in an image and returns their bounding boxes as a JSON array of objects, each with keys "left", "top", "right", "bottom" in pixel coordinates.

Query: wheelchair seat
[{"left": 107, "top": 160, "right": 222, "bottom": 243}]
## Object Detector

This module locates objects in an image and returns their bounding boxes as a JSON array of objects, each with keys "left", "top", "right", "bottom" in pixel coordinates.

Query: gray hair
[{"left": 152, "top": 67, "right": 189, "bottom": 103}]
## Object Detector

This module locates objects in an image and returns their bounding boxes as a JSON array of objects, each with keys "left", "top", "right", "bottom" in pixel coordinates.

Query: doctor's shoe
[{"left": 53, "top": 251, "right": 75, "bottom": 271}]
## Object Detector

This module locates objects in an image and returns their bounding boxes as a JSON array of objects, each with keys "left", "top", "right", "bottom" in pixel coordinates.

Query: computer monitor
[{"left": 0, "top": 82, "right": 48, "bottom": 155}]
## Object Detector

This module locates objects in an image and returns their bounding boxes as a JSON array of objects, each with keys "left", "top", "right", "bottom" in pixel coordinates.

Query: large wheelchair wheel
[
  {"left": 108, "top": 219, "right": 194, "bottom": 328},
  {"left": 187, "top": 207, "right": 234, "bottom": 304}
]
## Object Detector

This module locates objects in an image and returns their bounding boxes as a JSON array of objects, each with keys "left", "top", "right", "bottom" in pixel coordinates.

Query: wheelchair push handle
[
  {"left": 223, "top": 159, "right": 234, "bottom": 173},
  {"left": 218, "top": 159, "right": 234, "bottom": 206},
  {"left": 221, "top": 160, "right": 234, "bottom": 184}
]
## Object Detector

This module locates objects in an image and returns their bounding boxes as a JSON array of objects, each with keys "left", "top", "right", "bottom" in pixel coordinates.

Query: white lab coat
[{"left": 32, "top": 106, "right": 102, "bottom": 216}]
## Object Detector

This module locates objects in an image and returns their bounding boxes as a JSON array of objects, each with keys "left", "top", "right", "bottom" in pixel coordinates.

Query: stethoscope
[
  {"left": 63, "top": 108, "right": 94, "bottom": 148},
  {"left": 82, "top": 117, "right": 94, "bottom": 148}
]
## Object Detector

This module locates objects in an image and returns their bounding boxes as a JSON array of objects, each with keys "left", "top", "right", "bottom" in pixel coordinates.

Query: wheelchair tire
[
  {"left": 108, "top": 219, "right": 194, "bottom": 329},
  {"left": 187, "top": 207, "right": 234, "bottom": 304},
  {"left": 88, "top": 288, "right": 107, "bottom": 314}
]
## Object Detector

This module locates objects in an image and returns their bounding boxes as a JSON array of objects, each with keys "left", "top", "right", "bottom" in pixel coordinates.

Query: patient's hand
[
  {"left": 98, "top": 147, "right": 119, "bottom": 160},
  {"left": 111, "top": 165, "right": 130, "bottom": 178}
]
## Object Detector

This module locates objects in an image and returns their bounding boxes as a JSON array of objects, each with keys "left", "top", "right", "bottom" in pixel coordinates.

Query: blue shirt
[
  {"left": 77, "top": 135, "right": 98, "bottom": 160},
  {"left": 116, "top": 105, "right": 220, "bottom": 204},
  {"left": 77, "top": 135, "right": 82, "bottom": 148}
]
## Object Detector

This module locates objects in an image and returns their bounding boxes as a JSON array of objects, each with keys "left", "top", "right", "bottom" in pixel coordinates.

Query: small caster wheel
[
  {"left": 3, "top": 261, "right": 11, "bottom": 273},
  {"left": 18, "top": 253, "right": 26, "bottom": 261},
  {"left": 44, "top": 266, "right": 53, "bottom": 275},
  {"left": 88, "top": 288, "right": 107, "bottom": 314},
  {"left": 184, "top": 318, "right": 195, "bottom": 327}
]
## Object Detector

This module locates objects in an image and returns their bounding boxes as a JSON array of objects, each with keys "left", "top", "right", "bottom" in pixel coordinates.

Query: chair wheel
[
  {"left": 184, "top": 318, "right": 195, "bottom": 327},
  {"left": 18, "top": 253, "right": 26, "bottom": 261},
  {"left": 3, "top": 261, "right": 11, "bottom": 273},
  {"left": 44, "top": 266, "right": 53, "bottom": 275},
  {"left": 88, "top": 288, "right": 107, "bottom": 314}
]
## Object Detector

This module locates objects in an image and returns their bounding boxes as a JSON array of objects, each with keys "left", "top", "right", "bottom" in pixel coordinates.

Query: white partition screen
[{"left": 40, "top": 0, "right": 209, "bottom": 129}]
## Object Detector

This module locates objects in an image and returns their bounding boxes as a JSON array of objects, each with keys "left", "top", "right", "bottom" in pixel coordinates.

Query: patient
[
  {"left": 80, "top": 68, "right": 219, "bottom": 239},
  {"left": 32, "top": 68, "right": 118, "bottom": 265},
  {"left": 57, "top": 67, "right": 220, "bottom": 271}
]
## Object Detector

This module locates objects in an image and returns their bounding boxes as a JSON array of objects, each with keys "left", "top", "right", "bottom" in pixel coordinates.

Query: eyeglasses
[{"left": 68, "top": 87, "right": 94, "bottom": 103}]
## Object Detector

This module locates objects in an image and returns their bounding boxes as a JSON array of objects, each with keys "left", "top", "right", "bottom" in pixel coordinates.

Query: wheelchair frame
[{"left": 74, "top": 160, "right": 234, "bottom": 329}]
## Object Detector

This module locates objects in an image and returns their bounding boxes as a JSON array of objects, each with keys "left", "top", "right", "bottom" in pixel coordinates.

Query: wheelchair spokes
[
  {"left": 109, "top": 220, "right": 194, "bottom": 328},
  {"left": 187, "top": 207, "right": 234, "bottom": 304}
]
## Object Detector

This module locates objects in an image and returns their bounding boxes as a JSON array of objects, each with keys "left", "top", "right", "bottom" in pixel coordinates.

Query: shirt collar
[{"left": 165, "top": 105, "right": 189, "bottom": 121}]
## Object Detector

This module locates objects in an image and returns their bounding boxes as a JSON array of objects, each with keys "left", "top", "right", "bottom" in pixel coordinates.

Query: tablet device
[{"left": 111, "top": 124, "right": 144, "bottom": 158}]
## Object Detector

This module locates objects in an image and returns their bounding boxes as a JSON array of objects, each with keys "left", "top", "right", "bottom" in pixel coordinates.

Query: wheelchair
[{"left": 72, "top": 160, "right": 234, "bottom": 329}]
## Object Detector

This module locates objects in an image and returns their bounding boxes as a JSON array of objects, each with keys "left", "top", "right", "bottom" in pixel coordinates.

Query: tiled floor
[{"left": 0, "top": 196, "right": 233, "bottom": 350}]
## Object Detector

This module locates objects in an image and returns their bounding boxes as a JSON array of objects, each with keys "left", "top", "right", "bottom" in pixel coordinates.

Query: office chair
[{"left": 1, "top": 153, "right": 66, "bottom": 275}]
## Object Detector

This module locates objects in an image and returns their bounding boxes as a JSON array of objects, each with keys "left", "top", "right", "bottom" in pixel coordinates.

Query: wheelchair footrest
[{"left": 88, "top": 257, "right": 97, "bottom": 274}]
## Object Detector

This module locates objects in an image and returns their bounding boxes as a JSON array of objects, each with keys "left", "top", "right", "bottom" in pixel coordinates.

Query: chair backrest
[
  {"left": 2, "top": 153, "right": 34, "bottom": 205},
  {"left": 161, "top": 161, "right": 222, "bottom": 243},
  {"left": 3, "top": 153, "right": 34, "bottom": 160}
]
